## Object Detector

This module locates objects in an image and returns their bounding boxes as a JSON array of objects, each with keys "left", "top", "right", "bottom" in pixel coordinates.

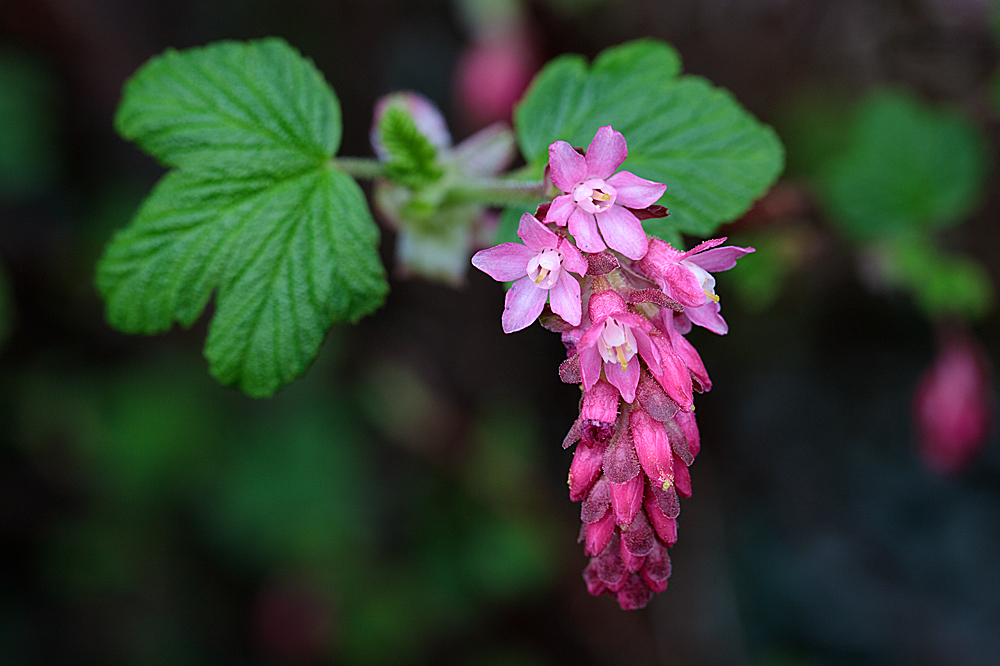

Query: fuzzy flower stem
[
  {"left": 330, "top": 157, "right": 386, "bottom": 179},
  {"left": 446, "top": 178, "right": 549, "bottom": 206}
]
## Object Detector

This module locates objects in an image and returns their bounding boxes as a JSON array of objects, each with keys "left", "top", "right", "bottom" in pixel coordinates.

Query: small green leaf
[
  {"left": 99, "top": 39, "right": 387, "bottom": 397},
  {"left": 514, "top": 38, "right": 784, "bottom": 238},
  {"left": 376, "top": 104, "right": 444, "bottom": 188},
  {"left": 816, "top": 90, "right": 989, "bottom": 241}
]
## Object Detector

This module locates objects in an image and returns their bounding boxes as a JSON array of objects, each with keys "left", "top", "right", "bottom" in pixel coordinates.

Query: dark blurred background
[{"left": 2, "top": 0, "right": 1000, "bottom": 664}]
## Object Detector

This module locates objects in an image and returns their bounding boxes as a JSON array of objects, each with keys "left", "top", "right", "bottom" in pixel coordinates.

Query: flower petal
[
  {"left": 549, "top": 140, "right": 588, "bottom": 192},
  {"left": 550, "top": 272, "right": 582, "bottom": 326},
  {"left": 605, "top": 358, "right": 641, "bottom": 403},
  {"left": 595, "top": 205, "right": 648, "bottom": 260},
  {"left": 689, "top": 246, "right": 755, "bottom": 272},
  {"left": 632, "top": 327, "right": 662, "bottom": 376},
  {"left": 558, "top": 237, "right": 589, "bottom": 276},
  {"left": 501, "top": 276, "right": 548, "bottom": 333},
  {"left": 516, "top": 212, "right": 559, "bottom": 251},
  {"left": 607, "top": 171, "right": 667, "bottom": 208},
  {"left": 471, "top": 242, "right": 534, "bottom": 281},
  {"left": 579, "top": 346, "right": 603, "bottom": 391},
  {"left": 568, "top": 208, "right": 607, "bottom": 253},
  {"left": 685, "top": 301, "right": 728, "bottom": 335},
  {"left": 585, "top": 126, "right": 627, "bottom": 179},
  {"left": 545, "top": 194, "right": 576, "bottom": 227}
]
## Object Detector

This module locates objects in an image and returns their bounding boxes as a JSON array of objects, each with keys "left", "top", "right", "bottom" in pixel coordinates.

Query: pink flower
[
  {"left": 472, "top": 213, "right": 588, "bottom": 333},
  {"left": 914, "top": 333, "right": 993, "bottom": 476},
  {"left": 576, "top": 289, "right": 661, "bottom": 402},
  {"left": 639, "top": 237, "right": 754, "bottom": 334},
  {"left": 545, "top": 126, "right": 666, "bottom": 260}
]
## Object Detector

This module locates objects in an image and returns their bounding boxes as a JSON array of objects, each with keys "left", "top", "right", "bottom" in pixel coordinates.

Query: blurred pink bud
[
  {"left": 914, "top": 334, "right": 993, "bottom": 475},
  {"left": 454, "top": 34, "right": 536, "bottom": 127}
]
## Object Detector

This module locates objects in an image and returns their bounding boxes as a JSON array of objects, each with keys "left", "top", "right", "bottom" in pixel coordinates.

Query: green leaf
[
  {"left": 99, "top": 39, "right": 387, "bottom": 397},
  {"left": 376, "top": 104, "right": 444, "bottom": 188},
  {"left": 883, "top": 235, "right": 993, "bottom": 320},
  {"left": 815, "top": 90, "right": 989, "bottom": 241},
  {"left": 114, "top": 38, "right": 340, "bottom": 176},
  {"left": 514, "top": 38, "right": 784, "bottom": 238}
]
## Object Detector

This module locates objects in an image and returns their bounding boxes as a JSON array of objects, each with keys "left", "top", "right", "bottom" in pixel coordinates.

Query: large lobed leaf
[
  {"left": 514, "top": 39, "right": 784, "bottom": 239},
  {"left": 98, "top": 38, "right": 387, "bottom": 397},
  {"left": 815, "top": 90, "right": 989, "bottom": 241}
]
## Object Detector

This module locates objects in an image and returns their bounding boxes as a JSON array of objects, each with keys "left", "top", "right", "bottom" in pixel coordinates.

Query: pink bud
[
  {"left": 645, "top": 489, "right": 679, "bottom": 546},
  {"left": 454, "top": 35, "right": 536, "bottom": 127},
  {"left": 675, "top": 409, "right": 701, "bottom": 459},
  {"left": 609, "top": 474, "right": 644, "bottom": 527},
  {"left": 615, "top": 573, "right": 654, "bottom": 610},
  {"left": 569, "top": 439, "right": 607, "bottom": 502},
  {"left": 630, "top": 408, "right": 674, "bottom": 490},
  {"left": 581, "top": 380, "right": 620, "bottom": 423},
  {"left": 595, "top": 533, "right": 628, "bottom": 590},
  {"left": 914, "top": 333, "right": 993, "bottom": 475},
  {"left": 620, "top": 537, "right": 646, "bottom": 572},
  {"left": 588, "top": 288, "right": 627, "bottom": 323},
  {"left": 585, "top": 508, "right": 616, "bottom": 557},
  {"left": 641, "top": 539, "right": 672, "bottom": 593},
  {"left": 673, "top": 454, "right": 692, "bottom": 498}
]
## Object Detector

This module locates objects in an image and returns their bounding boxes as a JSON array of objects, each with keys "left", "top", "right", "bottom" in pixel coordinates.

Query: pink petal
[
  {"left": 644, "top": 491, "right": 678, "bottom": 546},
  {"left": 545, "top": 194, "right": 576, "bottom": 227},
  {"left": 581, "top": 379, "right": 620, "bottom": 423},
  {"left": 501, "top": 276, "right": 548, "bottom": 333},
  {"left": 685, "top": 301, "right": 728, "bottom": 335},
  {"left": 649, "top": 333, "right": 694, "bottom": 411},
  {"left": 668, "top": 324, "right": 711, "bottom": 391},
  {"left": 550, "top": 271, "right": 582, "bottom": 326},
  {"left": 569, "top": 439, "right": 605, "bottom": 502},
  {"left": 516, "top": 212, "right": 558, "bottom": 251},
  {"left": 609, "top": 474, "right": 644, "bottom": 528},
  {"left": 584, "top": 508, "right": 616, "bottom": 557},
  {"left": 675, "top": 410, "right": 700, "bottom": 458},
  {"left": 579, "top": 346, "right": 603, "bottom": 391},
  {"left": 595, "top": 205, "right": 648, "bottom": 260},
  {"left": 632, "top": 328, "right": 662, "bottom": 376},
  {"left": 585, "top": 126, "right": 627, "bottom": 179},
  {"left": 663, "top": 263, "right": 707, "bottom": 307},
  {"left": 568, "top": 208, "right": 606, "bottom": 253},
  {"left": 673, "top": 311, "right": 692, "bottom": 335},
  {"left": 689, "top": 246, "right": 755, "bottom": 272},
  {"left": 557, "top": 237, "right": 589, "bottom": 275},
  {"left": 673, "top": 454, "right": 692, "bottom": 497},
  {"left": 606, "top": 171, "right": 667, "bottom": 208},
  {"left": 471, "top": 243, "right": 534, "bottom": 282},
  {"left": 631, "top": 409, "right": 674, "bottom": 490},
  {"left": 681, "top": 237, "right": 727, "bottom": 259},
  {"left": 548, "top": 140, "right": 587, "bottom": 192},
  {"left": 605, "top": 358, "right": 641, "bottom": 403}
]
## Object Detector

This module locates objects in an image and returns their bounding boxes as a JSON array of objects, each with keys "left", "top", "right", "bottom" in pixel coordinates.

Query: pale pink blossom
[
  {"left": 472, "top": 213, "right": 587, "bottom": 332},
  {"left": 544, "top": 126, "right": 666, "bottom": 260}
]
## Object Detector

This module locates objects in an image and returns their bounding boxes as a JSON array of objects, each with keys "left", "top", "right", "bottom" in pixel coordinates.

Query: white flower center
[
  {"left": 682, "top": 260, "right": 719, "bottom": 303},
  {"left": 526, "top": 248, "right": 563, "bottom": 289},
  {"left": 597, "top": 318, "right": 637, "bottom": 371},
  {"left": 572, "top": 178, "right": 617, "bottom": 214}
]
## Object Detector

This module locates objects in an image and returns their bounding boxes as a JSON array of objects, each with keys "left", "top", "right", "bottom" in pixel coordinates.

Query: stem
[
  {"left": 447, "top": 178, "right": 548, "bottom": 206},
  {"left": 330, "top": 157, "right": 385, "bottom": 179}
]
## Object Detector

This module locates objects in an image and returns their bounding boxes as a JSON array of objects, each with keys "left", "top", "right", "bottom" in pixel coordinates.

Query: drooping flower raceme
[
  {"left": 472, "top": 125, "right": 752, "bottom": 610},
  {"left": 545, "top": 126, "right": 667, "bottom": 260}
]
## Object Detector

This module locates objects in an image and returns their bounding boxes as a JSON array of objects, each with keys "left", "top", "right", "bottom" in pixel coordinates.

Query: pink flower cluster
[{"left": 473, "top": 126, "right": 753, "bottom": 610}]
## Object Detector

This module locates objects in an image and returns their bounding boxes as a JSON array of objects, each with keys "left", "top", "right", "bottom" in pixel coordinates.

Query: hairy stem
[{"left": 447, "top": 178, "right": 549, "bottom": 206}]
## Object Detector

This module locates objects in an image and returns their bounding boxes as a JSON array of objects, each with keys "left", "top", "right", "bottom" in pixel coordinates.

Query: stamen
[
  {"left": 704, "top": 289, "right": 720, "bottom": 303},
  {"left": 592, "top": 191, "right": 610, "bottom": 201},
  {"left": 535, "top": 268, "right": 550, "bottom": 285},
  {"left": 615, "top": 346, "right": 628, "bottom": 371}
]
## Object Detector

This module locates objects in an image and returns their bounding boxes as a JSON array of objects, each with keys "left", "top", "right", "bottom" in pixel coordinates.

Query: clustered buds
[{"left": 473, "top": 126, "right": 753, "bottom": 610}]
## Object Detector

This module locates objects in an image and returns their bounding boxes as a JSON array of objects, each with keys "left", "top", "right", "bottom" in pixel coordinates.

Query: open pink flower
[
  {"left": 639, "top": 237, "right": 754, "bottom": 334},
  {"left": 576, "top": 290, "right": 662, "bottom": 402},
  {"left": 472, "top": 213, "right": 588, "bottom": 333},
  {"left": 544, "top": 126, "right": 666, "bottom": 260}
]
